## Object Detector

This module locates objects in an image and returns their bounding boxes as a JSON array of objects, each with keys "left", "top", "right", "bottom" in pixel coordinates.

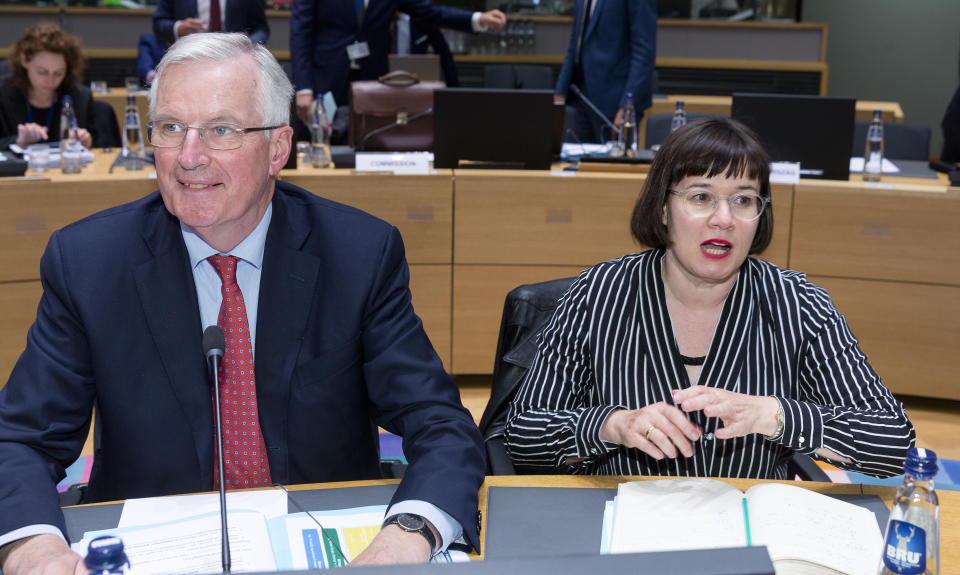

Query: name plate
[
  {"left": 769, "top": 162, "right": 801, "bottom": 184},
  {"left": 355, "top": 152, "right": 434, "bottom": 175}
]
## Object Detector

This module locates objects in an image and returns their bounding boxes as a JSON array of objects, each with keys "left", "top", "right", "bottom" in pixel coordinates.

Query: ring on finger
[{"left": 644, "top": 425, "right": 657, "bottom": 441}]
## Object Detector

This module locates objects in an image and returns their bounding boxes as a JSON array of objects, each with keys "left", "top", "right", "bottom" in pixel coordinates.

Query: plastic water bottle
[
  {"left": 60, "top": 95, "right": 81, "bottom": 174},
  {"left": 670, "top": 101, "right": 687, "bottom": 132},
  {"left": 309, "top": 99, "right": 332, "bottom": 168},
  {"left": 121, "top": 94, "right": 145, "bottom": 169},
  {"left": 878, "top": 447, "right": 939, "bottom": 575},
  {"left": 84, "top": 535, "right": 130, "bottom": 575},
  {"left": 864, "top": 109, "right": 884, "bottom": 182},
  {"left": 618, "top": 92, "right": 637, "bottom": 158}
]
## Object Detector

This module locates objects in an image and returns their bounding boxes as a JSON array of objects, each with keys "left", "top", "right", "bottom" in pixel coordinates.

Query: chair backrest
[
  {"left": 851, "top": 121, "right": 931, "bottom": 161},
  {"left": 645, "top": 112, "right": 725, "bottom": 148},
  {"left": 92, "top": 99, "right": 122, "bottom": 148},
  {"left": 483, "top": 64, "right": 554, "bottom": 90},
  {"left": 479, "top": 277, "right": 576, "bottom": 474}
]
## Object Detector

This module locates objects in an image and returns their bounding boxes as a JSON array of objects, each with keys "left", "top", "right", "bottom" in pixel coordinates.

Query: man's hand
[
  {"left": 349, "top": 524, "right": 433, "bottom": 566},
  {"left": 16, "top": 122, "right": 48, "bottom": 147},
  {"left": 296, "top": 93, "right": 314, "bottom": 127},
  {"left": 599, "top": 403, "right": 701, "bottom": 460},
  {"left": 554, "top": 94, "right": 566, "bottom": 105},
  {"left": 672, "top": 386, "right": 780, "bottom": 439},
  {"left": 0, "top": 534, "right": 85, "bottom": 575},
  {"left": 175, "top": 18, "right": 207, "bottom": 37},
  {"left": 612, "top": 107, "right": 625, "bottom": 140},
  {"left": 479, "top": 10, "right": 507, "bottom": 32}
]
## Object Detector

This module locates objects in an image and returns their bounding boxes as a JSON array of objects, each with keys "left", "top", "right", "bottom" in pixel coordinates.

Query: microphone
[
  {"left": 569, "top": 84, "right": 621, "bottom": 137},
  {"left": 202, "top": 325, "right": 231, "bottom": 573}
]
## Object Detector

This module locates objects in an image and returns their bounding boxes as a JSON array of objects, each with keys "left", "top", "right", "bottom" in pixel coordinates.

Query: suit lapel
[
  {"left": 585, "top": 0, "right": 604, "bottom": 41},
  {"left": 132, "top": 203, "right": 213, "bottom": 486},
  {"left": 254, "top": 185, "right": 323, "bottom": 485}
]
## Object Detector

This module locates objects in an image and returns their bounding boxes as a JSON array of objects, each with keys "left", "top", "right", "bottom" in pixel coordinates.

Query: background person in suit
[
  {"left": 554, "top": 0, "right": 656, "bottom": 143},
  {"left": 290, "top": 0, "right": 505, "bottom": 126},
  {"left": 135, "top": 33, "right": 169, "bottom": 86},
  {"left": 0, "top": 33, "right": 484, "bottom": 574},
  {"left": 0, "top": 22, "right": 98, "bottom": 150},
  {"left": 153, "top": 0, "right": 270, "bottom": 46}
]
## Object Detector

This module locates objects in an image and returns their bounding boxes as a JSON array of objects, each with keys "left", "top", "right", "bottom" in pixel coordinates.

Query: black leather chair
[
  {"left": 851, "top": 121, "right": 931, "bottom": 161},
  {"left": 482, "top": 64, "right": 553, "bottom": 90},
  {"left": 479, "top": 277, "right": 830, "bottom": 482},
  {"left": 92, "top": 99, "right": 122, "bottom": 148},
  {"left": 644, "top": 111, "right": 725, "bottom": 148}
]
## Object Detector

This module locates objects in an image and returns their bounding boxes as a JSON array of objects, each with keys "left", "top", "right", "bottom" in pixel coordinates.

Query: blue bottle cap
[
  {"left": 84, "top": 535, "right": 128, "bottom": 572},
  {"left": 904, "top": 447, "right": 938, "bottom": 479}
]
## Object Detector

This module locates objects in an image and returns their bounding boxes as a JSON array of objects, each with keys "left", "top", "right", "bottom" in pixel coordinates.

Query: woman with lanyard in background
[{"left": 1, "top": 22, "right": 96, "bottom": 151}]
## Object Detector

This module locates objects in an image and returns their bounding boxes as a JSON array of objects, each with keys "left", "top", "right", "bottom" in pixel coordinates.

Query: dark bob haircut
[
  {"left": 8, "top": 22, "right": 85, "bottom": 98},
  {"left": 630, "top": 117, "right": 773, "bottom": 255}
]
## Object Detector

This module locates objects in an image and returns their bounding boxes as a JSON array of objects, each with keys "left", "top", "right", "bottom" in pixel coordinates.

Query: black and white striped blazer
[{"left": 504, "top": 249, "right": 915, "bottom": 479}]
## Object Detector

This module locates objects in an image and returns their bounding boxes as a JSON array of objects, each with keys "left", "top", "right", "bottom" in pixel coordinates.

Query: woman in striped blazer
[{"left": 504, "top": 118, "right": 915, "bottom": 479}]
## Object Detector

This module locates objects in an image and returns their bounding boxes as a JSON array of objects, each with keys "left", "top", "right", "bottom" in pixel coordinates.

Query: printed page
[
  {"left": 118, "top": 489, "right": 288, "bottom": 527},
  {"left": 745, "top": 483, "right": 882, "bottom": 575},
  {"left": 609, "top": 478, "right": 748, "bottom": 554},
  {"left": 72, "top": 509, "right": 276, "bottom": 574},
  {"left": 269, "top": 505, "right": 469, "bottom": 569}
]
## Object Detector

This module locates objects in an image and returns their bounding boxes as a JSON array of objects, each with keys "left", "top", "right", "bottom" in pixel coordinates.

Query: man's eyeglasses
[
  {"left": 669, "top": 189, "right": 769, "bottom": 222},
  {"left": 146, "top": 121, "right": 283, "bottom": 150}
]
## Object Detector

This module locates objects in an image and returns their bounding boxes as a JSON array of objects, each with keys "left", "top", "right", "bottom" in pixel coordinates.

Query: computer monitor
[
  {"left": 433, "top": 88, "right": 554, "bottom": 170},
  {"left": 731, "top": 93, "right": 856, "bottom": 181}
]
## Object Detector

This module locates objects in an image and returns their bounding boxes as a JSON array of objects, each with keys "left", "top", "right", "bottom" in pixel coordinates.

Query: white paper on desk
[
  {"left": 850, "top": 157, "right": 900, "bottom": 173},
  {"left": 72, "top": 509, "right": 277, "bottom": 574},
  {"left": 561, "top": 142, "right": 614, "bottom": 158},
  {"left": 609, "top": 478, "right": 747, "bottom": 554},
  {"left": 118, "top": 490, "right": 287, "bottom": 527}
]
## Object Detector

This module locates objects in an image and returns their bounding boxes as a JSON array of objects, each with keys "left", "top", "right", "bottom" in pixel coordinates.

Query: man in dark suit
[
  {"left": 136, "top": 33, "right": 169, "bottom": 86},
  {"left": 0, "top": 33, "right": 483, "bottom": 574},
  {"left": 290, "top": 0, "right": 504, "bottom": 125},
  {"left": 554, "top": 0, "right": 657, "bottom": 142},
  {"left": 154, "top": 0, "right": 270, "bottom": 46}
]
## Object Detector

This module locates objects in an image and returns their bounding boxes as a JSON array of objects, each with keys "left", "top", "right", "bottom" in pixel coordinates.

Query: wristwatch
[
  {"left": 764, "top": 399, "right": 785, "bottom": 441},
  {"left": 384, "top": 513, "right": 437, "bottom": 552}
]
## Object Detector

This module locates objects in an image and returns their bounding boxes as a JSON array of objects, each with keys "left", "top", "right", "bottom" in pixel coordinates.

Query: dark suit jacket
[
  {"left": 153, "top": 0, "right": 270, "bottom": 46},
  {"left": 0, "top": 182, "right": 485, "bottom": 549},
  {"left": 290, "top": 0, "right": 472, "bottom": 105},
  {"left": 409, "top": 18, "right": 459, "bottom": 87},
  {"left": 136, "top": 34, "right": 169, "bottom": 85},
  {"left": 0, "top": 79, "right": 99, "bottom": 150},
  {"left": 555, "top": 0, "right": 657, "bottom": 121}
]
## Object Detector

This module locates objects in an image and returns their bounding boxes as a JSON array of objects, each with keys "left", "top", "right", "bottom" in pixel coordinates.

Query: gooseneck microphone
[
  {"left": 202, "top": 325, "right": 231, "bottom": 573},
  {"left": 569, "top": 84, "right": 621, "bottom": 137}
]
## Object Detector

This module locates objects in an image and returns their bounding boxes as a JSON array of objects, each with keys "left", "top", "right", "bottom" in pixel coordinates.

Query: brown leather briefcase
[{"left": 349, "top": 70, "right": 444, "bottom": 152}]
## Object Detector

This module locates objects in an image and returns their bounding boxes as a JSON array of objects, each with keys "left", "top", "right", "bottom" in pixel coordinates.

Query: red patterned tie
[
  {"left": 209, "top": 0, "right": 222, "bottom": 32},
  {"left": 208, "top": 255, "right": 271, "bottom": 489}
]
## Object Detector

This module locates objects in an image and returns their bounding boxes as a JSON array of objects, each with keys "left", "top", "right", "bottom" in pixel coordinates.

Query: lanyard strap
[{"left": 25, "top": 97, "right": 56, "bottom": 132}]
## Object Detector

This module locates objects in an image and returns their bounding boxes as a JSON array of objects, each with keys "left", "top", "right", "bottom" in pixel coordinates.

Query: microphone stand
[
  {"left": 206, "top": 341, "right": 231, "bottom": 573},
  {"left": 569, "top": 84, "right": 621, "bottom": 137}
]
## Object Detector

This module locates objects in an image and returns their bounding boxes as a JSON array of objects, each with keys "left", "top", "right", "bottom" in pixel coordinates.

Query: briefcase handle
[{"left": 378, "top": 70, "right": 421, "bottom": 88}]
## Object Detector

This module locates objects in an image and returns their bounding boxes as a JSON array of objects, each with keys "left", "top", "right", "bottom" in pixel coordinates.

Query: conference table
[{"left": 61, "top": 475, "right": 959, "bottom": 573}]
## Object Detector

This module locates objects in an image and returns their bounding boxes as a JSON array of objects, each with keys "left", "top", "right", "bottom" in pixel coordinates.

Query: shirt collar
[{"left": 181, "top": 203, "right": 273, "bottom": 270}]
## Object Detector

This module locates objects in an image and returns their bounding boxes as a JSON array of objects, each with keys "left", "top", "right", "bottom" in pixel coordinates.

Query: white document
[
  {"left": 850, "top": 157, "right": 900, "bottom": 174},
  {"left": 118, "top": 490, "right": 287, "bottom": 527},
  {"left": 73, "top": 510, "right": 277, "bottom": 574}
]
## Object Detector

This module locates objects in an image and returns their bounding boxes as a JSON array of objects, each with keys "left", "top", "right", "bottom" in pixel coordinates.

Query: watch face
[{"left": 396, "top": 513, "right": 426, "bottom": 531}]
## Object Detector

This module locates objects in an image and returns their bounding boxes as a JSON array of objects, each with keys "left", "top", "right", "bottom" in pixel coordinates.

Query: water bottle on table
[
  {"left": 878, "top": 447, "right": 939, "bottom": 575},
  {"left": 618, "top": 92, "right": 637, "bottom": 158},
  {"left": 121, "top": 94, "right": 146, "bottom": 170},
  {"left": 864, "top": 109, "right": 884, "bottom": 182},
  {"left": 310, "top": 99, "right": 332, "bottom": 168},
  {"left": 59, "top": 95, "right": 81, "bottom": 174},
  {"left": 84, "top": 535, "right": 130, "bottom": 575},
  {"left": 670, "top": 101, "right": 687, "bottom": 132}
]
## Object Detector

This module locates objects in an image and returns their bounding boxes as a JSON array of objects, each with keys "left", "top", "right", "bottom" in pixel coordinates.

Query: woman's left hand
[
  {"left": 76, "top": 128, "right": 93, "bottom": 149},
  {"left": 672, "top": 386, "right": 780, "bottom": 439}
]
